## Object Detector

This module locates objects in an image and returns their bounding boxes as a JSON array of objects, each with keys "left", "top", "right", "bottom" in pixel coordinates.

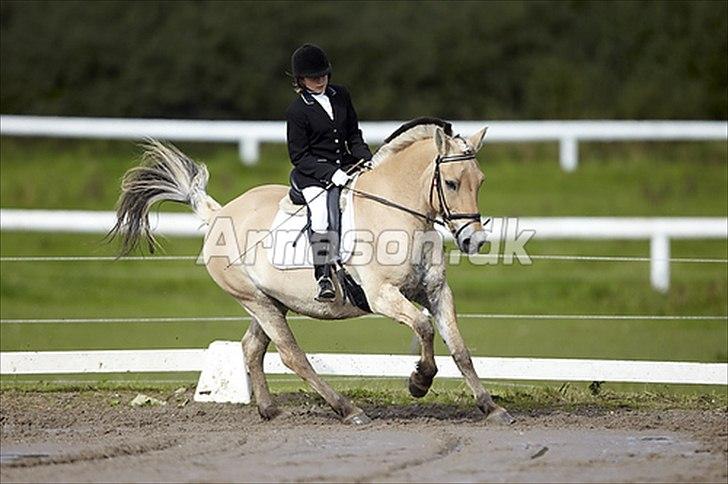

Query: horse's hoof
[
  {"left": 343, "top": 411, "right": 371, "bottom": 426},
  {"left": 258, "top": 405, "right": 281, "bottom": 421},
  {"left": 408, "top": 376, "right": 429, "bottom": 398},
  {"left": 485, "top": 406, "right": 515, "bottom": 426}
]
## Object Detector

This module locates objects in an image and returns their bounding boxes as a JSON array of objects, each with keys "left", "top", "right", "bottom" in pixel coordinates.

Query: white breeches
[{"left": 302, "top": 186, "right": 329, "bottom": 233}]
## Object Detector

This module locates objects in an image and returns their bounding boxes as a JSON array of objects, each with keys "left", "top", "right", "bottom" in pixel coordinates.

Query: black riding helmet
[{"left": 291, "top": 44, "right": 331, "bottom": 78}]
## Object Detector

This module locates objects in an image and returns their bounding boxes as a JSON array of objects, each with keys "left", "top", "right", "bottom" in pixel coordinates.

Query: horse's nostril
[{"left": 462, "top": 237, "right": 471, "bottom": 251}]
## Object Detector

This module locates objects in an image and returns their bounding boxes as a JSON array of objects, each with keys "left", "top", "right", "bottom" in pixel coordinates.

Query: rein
[
  {"left": 347, "top": 145, "right": 488, "bottom": 239},
  {"left": 344, "top": 186, "right": 445, "bottom": 226}
]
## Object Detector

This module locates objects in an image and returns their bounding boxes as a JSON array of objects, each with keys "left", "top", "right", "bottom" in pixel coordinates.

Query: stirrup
[{"left": 315, "top": 276, "right": 336, "bottom": 302}]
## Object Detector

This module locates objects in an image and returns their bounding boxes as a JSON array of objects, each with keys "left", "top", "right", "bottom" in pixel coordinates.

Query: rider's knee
[{"left": 309, "top": 209, "right": 328, "bottom": 233}]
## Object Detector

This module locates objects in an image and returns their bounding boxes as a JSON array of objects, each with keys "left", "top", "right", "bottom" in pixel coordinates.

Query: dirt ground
[{"left": 1, "top": 389, "right": 726, "bottom": 483}]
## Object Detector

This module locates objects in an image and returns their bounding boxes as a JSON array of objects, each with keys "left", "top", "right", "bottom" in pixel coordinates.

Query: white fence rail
[
  {"left": 2, "top": 209, "right": 725, "bottom": 293},
  {"left": 2, "top": 115, "right": 725, "bottom": 171},
  {"left": 1, "top": 349, "right": 726, "bottom": 386}
]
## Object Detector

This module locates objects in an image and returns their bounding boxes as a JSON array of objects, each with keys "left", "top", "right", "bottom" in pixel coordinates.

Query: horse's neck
[{"left": 358, "top": 142, "right": 434, "bottom": 217}]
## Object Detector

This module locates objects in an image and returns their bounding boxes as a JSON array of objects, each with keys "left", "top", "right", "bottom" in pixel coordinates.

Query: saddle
[
  {"left": 281, "top": 176, "right": 349, "bottom": 216},
  {"left": 269, "top": 176, "right": 369, "bottom": 311}
]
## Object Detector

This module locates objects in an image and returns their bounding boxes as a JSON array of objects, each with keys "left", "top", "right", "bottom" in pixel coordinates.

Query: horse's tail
[{"left": 108, "top": 139, "right": 221, "bottom": 255}]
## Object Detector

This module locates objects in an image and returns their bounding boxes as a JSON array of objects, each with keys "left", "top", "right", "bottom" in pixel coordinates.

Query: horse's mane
[{"left": 371, "top": 117, "right": 453, "bottom": 167}]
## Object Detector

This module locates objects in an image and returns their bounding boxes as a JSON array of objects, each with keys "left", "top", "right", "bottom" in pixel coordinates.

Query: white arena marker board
[
  {"left": 1, "top": 347, "right": 726, "bottom": 387},
  {"left": 194, "top": 341, "right": 251, "bottom": 404}
]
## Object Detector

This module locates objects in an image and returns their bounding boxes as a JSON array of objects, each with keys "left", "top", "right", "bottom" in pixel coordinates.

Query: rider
[{"left": 286, "top": 43, "right": 373, "bottom": 302}]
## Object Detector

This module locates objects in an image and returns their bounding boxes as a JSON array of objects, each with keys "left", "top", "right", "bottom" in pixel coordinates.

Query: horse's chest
[
  {"left": 399, "top": 262, "right": 439, "bottom": 302},
  {"left": 399, "top": 242, "right": 445, "bottom": 300}
]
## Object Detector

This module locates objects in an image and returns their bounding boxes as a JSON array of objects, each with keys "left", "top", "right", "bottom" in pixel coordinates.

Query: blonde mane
[
  {"left": 371, "top": 124, "right": 442, "bottom": 167},
  {"left": 371, "top": 120, "right": 470, "bottom": 167}
]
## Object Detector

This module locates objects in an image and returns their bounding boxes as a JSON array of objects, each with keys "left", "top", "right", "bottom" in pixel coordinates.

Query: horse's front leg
[
  {"left": 428, "top": 283, "right": 515, "bottom": 424},
  {"left": 370, "top": 283, "right": 438, "bottom": 398}
]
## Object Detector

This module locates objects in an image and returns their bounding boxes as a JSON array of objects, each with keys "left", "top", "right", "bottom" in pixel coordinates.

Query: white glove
[{"left": 330, "top": 169, "right": 350, "bottom": 187}]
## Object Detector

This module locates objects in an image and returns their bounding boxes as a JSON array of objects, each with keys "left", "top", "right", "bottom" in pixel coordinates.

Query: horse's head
[{"left": 431, "top": 126, "right": 488, "bottom": 254}]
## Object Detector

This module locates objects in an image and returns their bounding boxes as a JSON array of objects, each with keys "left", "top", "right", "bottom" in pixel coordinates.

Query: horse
[{"left": 110, "top": 118, "right": 514, "bottom": 426}]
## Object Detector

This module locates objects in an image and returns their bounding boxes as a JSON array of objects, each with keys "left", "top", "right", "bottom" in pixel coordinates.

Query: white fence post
[
  {"left": 650, "top": 234, "right": 670, "bottom": 293},
  {"left": 238, "top": 137, "right": 260, "bottom": 165},
  {"left": 559, "top": 137, "right": 578, "bottom": 172}
]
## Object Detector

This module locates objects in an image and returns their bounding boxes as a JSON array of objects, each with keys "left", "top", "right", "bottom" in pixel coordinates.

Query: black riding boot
[
  {"left": 310, "top": 232, "right": 336, "bottom": 302},
  {"left": 314, "top": 263, "right": 335, "bottom": 302}
]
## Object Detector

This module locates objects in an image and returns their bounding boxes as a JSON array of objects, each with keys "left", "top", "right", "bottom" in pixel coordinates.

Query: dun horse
[{"left": 111, "top": 119, "right": 514, "bottom": 425}]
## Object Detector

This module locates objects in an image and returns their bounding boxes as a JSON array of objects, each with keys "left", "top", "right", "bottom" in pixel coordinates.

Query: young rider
[{"left": 286, "top": 43, "right": 373, "bottom": 302}]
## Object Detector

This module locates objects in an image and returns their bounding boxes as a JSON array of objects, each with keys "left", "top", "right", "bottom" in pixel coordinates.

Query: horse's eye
[{"left": 445, "top": 180, "right": 458, "bottom": 191}]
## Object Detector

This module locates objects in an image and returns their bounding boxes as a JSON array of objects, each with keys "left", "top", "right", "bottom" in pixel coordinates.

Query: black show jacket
[{"left": 286, "top": 84, "right": 372, "bottom": 189}]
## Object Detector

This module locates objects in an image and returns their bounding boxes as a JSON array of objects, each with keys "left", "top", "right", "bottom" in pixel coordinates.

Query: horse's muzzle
[{"left": 456, "top": 223, "right": 487, "bottom": 254}]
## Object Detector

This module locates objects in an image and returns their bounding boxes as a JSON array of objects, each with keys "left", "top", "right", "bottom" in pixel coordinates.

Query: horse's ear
[
  {"left": 468, "top": 127, "right": 488, "bottom": 153},
  {"left": 434, "top": 127, "right": 449, "bottom": 155}
]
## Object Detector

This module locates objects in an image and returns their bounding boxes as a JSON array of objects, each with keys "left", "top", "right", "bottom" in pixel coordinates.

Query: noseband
[{"left": 429, "top": 145, "right": 483, "bottom": 241}]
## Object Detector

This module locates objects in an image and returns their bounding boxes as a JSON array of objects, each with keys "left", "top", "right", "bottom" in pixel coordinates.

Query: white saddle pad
[{"left": 267, "top": 177, "right": 359, "bottom": 270}]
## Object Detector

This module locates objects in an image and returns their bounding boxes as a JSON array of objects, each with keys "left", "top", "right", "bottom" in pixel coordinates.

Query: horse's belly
[{"left": 245, "top": 259, "right": 368, "bottom": 320}]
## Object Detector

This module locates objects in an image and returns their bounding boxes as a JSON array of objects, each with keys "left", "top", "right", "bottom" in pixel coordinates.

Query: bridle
[
  {"left": 428, "top": 141, "right": 483, "bottom": 241},
  {"left": 345, "top": 140, "right": 487, "bottom": 242}
]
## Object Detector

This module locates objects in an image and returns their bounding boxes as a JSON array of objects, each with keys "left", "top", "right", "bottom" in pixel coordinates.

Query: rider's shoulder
[
  {"left": 286, "top": 96, "right": 309, "bottom": 118},
  {"left": 327, "top": 84, "right": 348, "bottom": 98}
]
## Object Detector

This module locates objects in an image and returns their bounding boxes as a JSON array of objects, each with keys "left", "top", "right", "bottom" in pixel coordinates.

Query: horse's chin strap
[{"left": 429, "top": 150, "right": 484, "bottom": 241}]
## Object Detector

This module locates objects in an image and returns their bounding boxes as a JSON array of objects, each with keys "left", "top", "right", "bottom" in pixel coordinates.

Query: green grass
[
  {"left": 0, "top": 138, "right": 726, "bottom": 386},
  {"left": 1, "top": 232, "right": 725, "bottom": 363},
  {"left": 1, "top": 137, "right": 726, "bottom": 216},
  {"left": 1, "top": 378, "right": 725, "bottom": 412}
]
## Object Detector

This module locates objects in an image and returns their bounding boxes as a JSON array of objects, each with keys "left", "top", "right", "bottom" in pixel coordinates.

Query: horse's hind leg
[
  {"left": 241, "top": 317, "right": 278, "bottom": 419},
  {"left": 242, "top": 298, "right": 370, "bottom": 425},
  {"left": 369, "top": 283, "right": 438, "bottom": 398}
]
